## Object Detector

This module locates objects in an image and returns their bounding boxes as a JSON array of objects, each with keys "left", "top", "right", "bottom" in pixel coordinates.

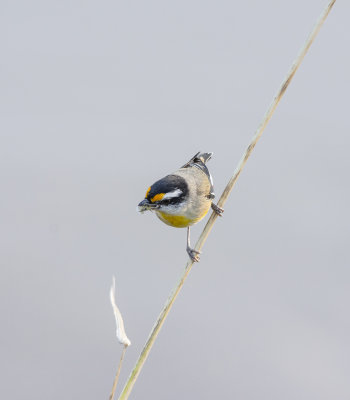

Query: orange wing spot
[
  {"left": 145, "top": 187, "right": 151, "bottom": 198},
  {"left": 151, "top": 193, "right": 165, "bottom": 203}
]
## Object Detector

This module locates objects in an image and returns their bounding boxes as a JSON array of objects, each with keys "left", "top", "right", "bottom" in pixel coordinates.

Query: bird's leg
[
  {"left": 186, "top": 226, "right": 201, "bottom": 262},
  {"left": 211, "top": 202, "right": 224, "bottom": 216}
]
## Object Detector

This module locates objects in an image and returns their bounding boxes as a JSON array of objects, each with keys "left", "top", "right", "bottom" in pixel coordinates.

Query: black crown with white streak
[{"left": 147, "top": 175, "right": 189, "bottom": 206}]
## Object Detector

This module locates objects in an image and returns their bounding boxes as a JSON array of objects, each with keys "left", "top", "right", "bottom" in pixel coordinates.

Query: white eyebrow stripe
[{"left": 163, "top": 189, "right": 182, "bottom": 199}]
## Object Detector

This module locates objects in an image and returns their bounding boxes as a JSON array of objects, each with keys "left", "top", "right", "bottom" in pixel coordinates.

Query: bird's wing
[{"left": 181, "top": 152, "right": 215, "bottom": 198}]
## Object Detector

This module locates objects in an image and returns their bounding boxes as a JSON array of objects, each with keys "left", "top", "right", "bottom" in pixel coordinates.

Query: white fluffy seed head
[{"left": 110, "top": 277, "right": 131, "bottom": 347}]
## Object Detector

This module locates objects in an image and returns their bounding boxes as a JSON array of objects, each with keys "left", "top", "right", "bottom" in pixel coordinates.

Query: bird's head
[{"left": 137, "top": 174, "right": 188, "bottom": 214}]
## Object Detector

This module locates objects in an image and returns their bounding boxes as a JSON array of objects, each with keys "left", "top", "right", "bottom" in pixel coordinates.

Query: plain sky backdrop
[{"left": 1, "top": 1, "right": 349, "bottom": 399}]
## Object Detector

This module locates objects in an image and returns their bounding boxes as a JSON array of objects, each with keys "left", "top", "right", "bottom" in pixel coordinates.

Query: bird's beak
[{"left": 137, "top": 198, "right": 158, "bottom": 213}]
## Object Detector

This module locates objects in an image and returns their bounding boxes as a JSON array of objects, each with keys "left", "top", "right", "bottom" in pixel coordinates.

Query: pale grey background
[{"left": 1, "top": 1, "right": 349, "bottom": 399}]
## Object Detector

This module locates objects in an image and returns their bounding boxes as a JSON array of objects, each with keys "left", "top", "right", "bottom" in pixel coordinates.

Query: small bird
[{"left": 137, "top": 152, "right": 223, "bottom": 262}]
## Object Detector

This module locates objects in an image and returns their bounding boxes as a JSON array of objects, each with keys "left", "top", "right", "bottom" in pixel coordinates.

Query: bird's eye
[{"left": 161, "top": 199, "right": 171, "bottom": 205}]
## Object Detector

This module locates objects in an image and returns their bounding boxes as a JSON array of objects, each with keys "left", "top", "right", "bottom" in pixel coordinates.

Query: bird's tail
[
  {"left": 197, "top": 152, "right": 213, "bottom": 164},
  {"left": 182, "top": 152, "right": 213, "bottom": 168}
]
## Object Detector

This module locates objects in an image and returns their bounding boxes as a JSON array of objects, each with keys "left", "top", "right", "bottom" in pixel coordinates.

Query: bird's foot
[
  {"left": 187, "top": 246, "right": 201, "bottom": 263},
  {"left": 211, "top": 203, "right": 224, "bottom": 216}
]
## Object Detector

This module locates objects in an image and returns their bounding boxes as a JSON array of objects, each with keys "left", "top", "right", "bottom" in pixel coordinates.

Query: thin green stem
[{"left": 118, "top": 1, "right": 336, "bottom": 399}]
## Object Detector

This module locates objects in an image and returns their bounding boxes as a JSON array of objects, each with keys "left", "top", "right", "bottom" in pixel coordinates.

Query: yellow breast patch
[{"left": 156, "top": 212, "right": 192, "bottom": 227}]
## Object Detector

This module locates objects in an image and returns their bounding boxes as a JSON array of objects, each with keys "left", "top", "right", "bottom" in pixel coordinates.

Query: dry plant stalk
[
  {"left": 109, "top": 345, "right": 128, "bottom": 400},
  {"left": 118, "top": 1, "right": 336, "bottom": 399}
]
